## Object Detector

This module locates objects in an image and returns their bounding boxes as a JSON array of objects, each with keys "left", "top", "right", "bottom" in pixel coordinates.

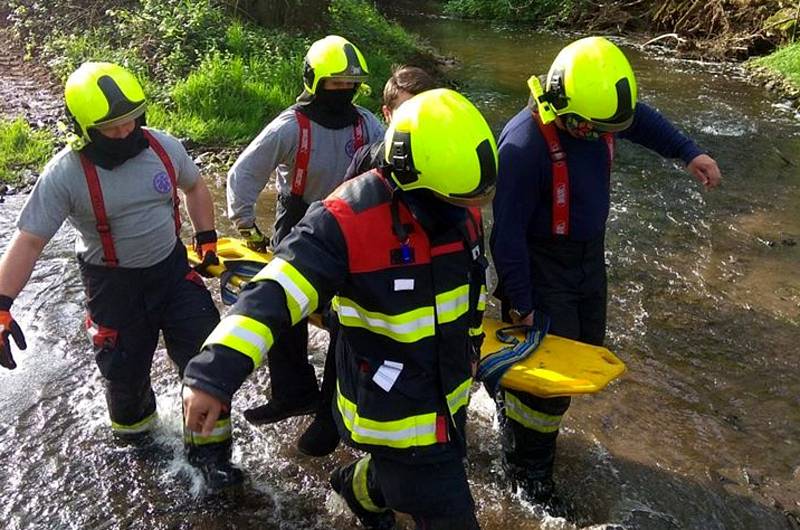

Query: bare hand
[
  {"left": 687, "top": 154, "right": 721, "bottom": 190},
  {"left": 183, "top": 386, "right": 224, "bottom": 437},
  {"left": 512, "top": 312, "right": 534, "bottom": 326}
]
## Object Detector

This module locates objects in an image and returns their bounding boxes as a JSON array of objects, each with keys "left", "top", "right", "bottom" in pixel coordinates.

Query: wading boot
[
  {"left": 186, "top": 441, "right": 244, "bottom": 496},
  {"left": 330, "top": 464, "right": 395, "bottom": 529},
  {"left": 243, "top": 392, "right": 320, "bottom": 425},
  {"left": 504, "top": 459, "right": 568, "bottom": 517},
  {"left": 297, "top": 410, "right": 340, "bottom": 457}
]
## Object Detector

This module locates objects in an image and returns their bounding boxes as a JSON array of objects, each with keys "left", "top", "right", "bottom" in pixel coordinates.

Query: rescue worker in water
[
  {"left": 0, "top": 62, "right": 241, "bottom": 492},
  {"left": 182, "top": 88, "right": 496, "bottom": 529}
]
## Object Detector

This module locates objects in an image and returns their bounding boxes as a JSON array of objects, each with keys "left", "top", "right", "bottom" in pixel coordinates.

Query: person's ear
[{"left": 382, "top": 105, "right": 393, "bottom": 124}]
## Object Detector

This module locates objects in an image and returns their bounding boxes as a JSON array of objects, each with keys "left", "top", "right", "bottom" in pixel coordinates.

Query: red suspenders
[
  {"left": 80, "top": 130, "right": 180, "bottom": 267},
  {"left": 143, "top": 129, "right": 181, "bottom": 236},
  {"left": 533, "top": 114, "right": 614, "bottom": 237},
  {"left": 290, "top": 110, "right": 365, "bottom": 197}
]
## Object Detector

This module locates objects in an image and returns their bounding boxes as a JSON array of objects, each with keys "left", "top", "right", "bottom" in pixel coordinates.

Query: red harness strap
[
  {"left": 80, "top": 131, "right": 181, "bottom": 267},
  {"left": 291, "top": 110, "right": 365, "bottom": 197},
  {"left": 79, "top": 155, "right": 118, "bottom": 266},
  {"left": 142, "top": 129, "right": 181, "bottom": 235},
  {"left": 534, "top": 115, "right": 614, "bottom": 237}
]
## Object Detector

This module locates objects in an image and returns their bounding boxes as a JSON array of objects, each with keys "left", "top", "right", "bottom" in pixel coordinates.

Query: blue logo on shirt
[
  {"left": 346, "top": 138, "right": 358, "bottom": 158},
  {"left": 153, "top": 171, "right": 172, "bottom": 194}
]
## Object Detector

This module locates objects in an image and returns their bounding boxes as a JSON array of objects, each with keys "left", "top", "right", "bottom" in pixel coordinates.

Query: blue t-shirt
[{"left": 490, "top": 102, "right": 704, "bottom": 313}]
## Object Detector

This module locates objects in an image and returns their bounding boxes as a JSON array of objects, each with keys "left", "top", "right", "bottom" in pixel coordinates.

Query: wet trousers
[
  {"left": 80, "top": 242, "right": 226, "bottom": 455},
  {"left": 338, "top": 453, "right": 480, "bottom": 529},
  {"left": 497, "top": 234, "right": 606, "bottom": 480}
]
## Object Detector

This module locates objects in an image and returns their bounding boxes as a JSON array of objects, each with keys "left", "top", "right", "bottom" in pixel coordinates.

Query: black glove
[
  {"left": 0, "top": 295, "right": 26, "bottom": 370},
  {"left": 237, "top": 224, "right": 268, "bottom": 253},
  {"left": 193, "top": 230, "right": 220, "bottom": 278}
]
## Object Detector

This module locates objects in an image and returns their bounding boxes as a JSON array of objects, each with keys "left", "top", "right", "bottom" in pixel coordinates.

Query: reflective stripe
[
  {"left": 504, "top": 391, "right": 563, "bottom": 433},
  {"left": 477, "top": 285, "right": 487, "bottom": 311},
  {"left": 203, "top": 314, "right": 273, "bottom": 368},
  {"left": 111, "top": 411, "right": 157, "bottom": 434},
  {"left": 185, "top": 418, "right": 233, "bottom": 445},
  {"left": 353, "top": 455, "right": 383, "bottom": 513},
  {"left": 333, "top": 296, "right": 435, "bottom": 344},
  {"left": 469, "top": 323, "right": 484, "bottom": 337},
  {"left": 446, "top": 378, "right": 472, "bottom": 416},
  {"left": 435, "top": 284, "right": 470, "bottom": 325},
  {"left": 253, "top": 257, "right": 318, "bottom": 325},
  {"left": 336, "top": 384, "right": 438, "bottom": 448}
]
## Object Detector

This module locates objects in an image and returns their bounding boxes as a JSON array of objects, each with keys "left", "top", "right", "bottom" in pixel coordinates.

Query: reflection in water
[{"left": 2, "top": 13, "right": 800, "bottom": 530}]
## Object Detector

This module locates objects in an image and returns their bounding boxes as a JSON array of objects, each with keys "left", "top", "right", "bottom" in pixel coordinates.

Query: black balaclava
[
  {"left": 81, "top": 115, "right": 149, "bottom": 170},
  {"left": 297, "top": 86, "right": 360, "bottom": 129},
  {"left": 400, "top": 187, "right": 468, "bottom": 239}
]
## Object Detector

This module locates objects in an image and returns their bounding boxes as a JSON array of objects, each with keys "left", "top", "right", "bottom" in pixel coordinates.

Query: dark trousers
[
  {"left": 266, "top": 319, "right": 319, "bottom": 402},
  {"left": 80, "top": 242, "right": 220, "bottom": 433},
  {"left": 314, "top": 308, "right": 340, "bottom": 419},
  {"left": 340, "top": 453, "right": 480, "bottom": 529},
  {"left": 498, "top": 234, "right": 607, "bottom": 477}
]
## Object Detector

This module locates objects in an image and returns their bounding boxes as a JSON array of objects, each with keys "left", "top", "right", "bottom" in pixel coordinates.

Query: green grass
[
  {"left": 0, "top": 118, "right": 55, "bottom": 185},
  {"left": 754, "top": 41, "right": 800, "bottom": 88},
  {"left": 26, "top": 0, "right": 426, "bottom": 145},
  {"left": 151, "top": 51, "right": 302, "bottom": 144}
]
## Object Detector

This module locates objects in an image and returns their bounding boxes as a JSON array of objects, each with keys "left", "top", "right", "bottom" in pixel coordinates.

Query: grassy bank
[
  {"left": 0, "top": 118, "right": 55, "bottom": 186},
  {"left": 439, "top": 0, "right": 796, "bottom": 60},
  {"left": 753, "top": 41, "right": 800, "bottom": 90},
  {"left": 1, "top": 0, "right": 429, "bottom": 183}
]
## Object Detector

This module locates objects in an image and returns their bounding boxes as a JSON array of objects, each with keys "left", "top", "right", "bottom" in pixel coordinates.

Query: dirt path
[{"left": 0, "top": 25, "right": 63, "bottom": 127}]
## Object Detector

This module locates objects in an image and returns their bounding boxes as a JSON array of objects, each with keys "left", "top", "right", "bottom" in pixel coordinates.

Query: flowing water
[{"left": 1, "top": 8, "right": 799, "bottom": 530}]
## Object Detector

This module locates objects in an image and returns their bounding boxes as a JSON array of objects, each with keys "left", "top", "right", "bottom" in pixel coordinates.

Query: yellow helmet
[
  {"left": 530, "top": 37, "right": 637, "bottom": 132},
  {"left": 384, "top": 88, "right": 497, "bottom": 207},
  {"left": 64, "top": 62, "right": 146, "bottom": 149},
  {"left": 302, "top": 35, "right": 369, "bottom": 95}
]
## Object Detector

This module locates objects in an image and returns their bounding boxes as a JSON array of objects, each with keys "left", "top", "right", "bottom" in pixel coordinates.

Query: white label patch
[
  {"left": 372, "top": 360, "right": 404, "bottom": 392},
  {"left": 394, "top": 279, "right": 415, "bottom": 291}
]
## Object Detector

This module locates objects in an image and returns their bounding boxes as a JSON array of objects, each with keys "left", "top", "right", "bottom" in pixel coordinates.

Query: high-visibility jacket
[{"left": 186, "top": 170, "right": 487, "bottom": 462}]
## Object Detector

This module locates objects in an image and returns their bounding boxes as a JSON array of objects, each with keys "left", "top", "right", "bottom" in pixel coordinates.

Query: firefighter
[
  {"left": 183, "top": 88, "right": 496, "bottom": 529},
  {"left": 0, "top": 62, "right": 240, "bottom": 492},
  {"left": 299, "top": 63, "right": 439, "bottom": 458},
  {"left": 226, "top": 35, "right": 384, "bottom": 428},
  {"left": 491, "top": 36, "right": 721, "bottom": 504}
]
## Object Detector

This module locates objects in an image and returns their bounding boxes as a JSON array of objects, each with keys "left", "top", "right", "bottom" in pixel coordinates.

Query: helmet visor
[
  {"left": 434, "top": 185, "right": 495, "bottom": 208},
  {"left": 92, "top": 103, "right": 147, "bottom": 131}
]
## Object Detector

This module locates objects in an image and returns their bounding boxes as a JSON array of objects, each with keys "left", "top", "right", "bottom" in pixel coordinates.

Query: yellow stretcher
[{"left": 189, "top": 237, "right": 626, "bottom": 397}]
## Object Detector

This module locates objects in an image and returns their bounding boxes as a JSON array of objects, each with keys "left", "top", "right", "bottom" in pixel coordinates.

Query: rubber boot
[
  {"left": 330, "top": 459, "right": 396, "bottom": 529},
  {"left": 498, "top": 392, "right": 570, "bottom": 513},
  {"left": 243, "top": 391, "right": 320, "bottom": 425},
  {"left": 297, "top": 338, "right": 339, "bottom": 456},
  {"left": 297, "top": 411, "right": 340, "bottom": 456},
  {"left": 185, "top": 438, "right": 244, "bottom": 495}
]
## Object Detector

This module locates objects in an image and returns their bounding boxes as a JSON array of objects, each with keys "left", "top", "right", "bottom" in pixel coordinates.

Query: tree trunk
[{"left": 231, "top": 0, "right": 332, "bottom": 31}]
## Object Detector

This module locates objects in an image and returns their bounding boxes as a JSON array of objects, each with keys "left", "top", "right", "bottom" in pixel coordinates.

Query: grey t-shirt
[
  {"left": 227, "top": 106, "right": 384, "bottom": 228},
  {"left": 17, "top": 128, "right": 200, "bottom": 268}
]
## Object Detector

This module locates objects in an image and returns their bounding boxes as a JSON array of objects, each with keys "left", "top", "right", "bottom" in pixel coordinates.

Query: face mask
[
  {"left": 82, "top": 117, "right": 149, "bottom": 169},
  {"left": 296, "top": 86, "right": 360, "bottom": 129},
  {"left": 315, "top": 86, "right": 358, "bottom": 111},
  {"left": 563, "top": 115, "right": 602, "bottom": 140}
]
